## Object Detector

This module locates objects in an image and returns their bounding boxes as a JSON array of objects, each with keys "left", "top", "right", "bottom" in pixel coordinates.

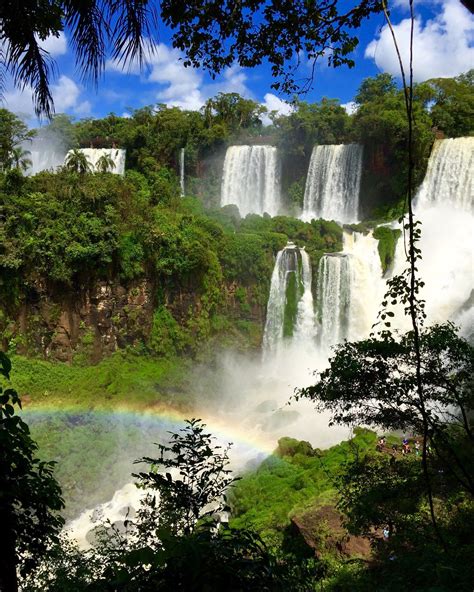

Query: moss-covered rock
[{"left": 373, "top": 226, "right": 402, "bottom": 274}]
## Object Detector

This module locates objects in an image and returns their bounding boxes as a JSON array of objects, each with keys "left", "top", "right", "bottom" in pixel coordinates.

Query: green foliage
[
  {"left": 64, "top": 149, "right": 92, "bottom": 174},
  {"left": 273, "top": 98, "right": 352, "bottom": 187},
  {"left": 203, "top": 93, "right": 266, "bottom": 133},
  {"left": 0, "top": 182, "right": 119, "bottom": 283},
  {"left": 0, "top": 353, "right": 64, "bottom": 591},
  {"left": 287, "top": 178, "right": 306, "bottom": 211},
  {"left": 9, "top": 351, "right": 191, "bottom": 410},
  {"left": 134, "top": 418, "right": 236, "bottom": 534},
  {"left": 148, "top": 306, "right": 189, "bottom": 356},
  {"left": 373, "top": 226, "right": 402, "bottom": 273},
  {"left": 283, "top": 267, "right": 303, "bottom": 338},
  {"left": 0, "top": 109, "right": 35, "bottom": 172},
  {"left": 297, "top": 323, "right": 474, "bottom": 589},
  {"left": 277, "top": 437, "right": 315, "bottom": 458},
  {"left": 24, "top": 420, "right": 317, "bottom": 591},
  {"left": 230, "top": 429, "right": 377, "bottom": 541},
  {"left": 118, "top": 232, "right": 145, "bottom": 280},
  {"left": 354, "top": 74, "right": 434, "bottom": 214},
  {"left": 426, "top": 70, "right": 474, "bottom": 137}
]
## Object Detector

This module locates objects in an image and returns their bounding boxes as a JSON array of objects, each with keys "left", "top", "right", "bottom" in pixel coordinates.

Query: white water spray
[
  {"left": 221, "top": 145, "right": 281, "bottom": 216},
  {"left": 416, "top": 137, "right": 473, "bottom": 212}
]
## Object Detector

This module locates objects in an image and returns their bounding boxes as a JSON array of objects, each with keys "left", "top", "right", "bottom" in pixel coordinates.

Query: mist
[{"left": 23, "top": 126, "right": 68, "bottom": 175}]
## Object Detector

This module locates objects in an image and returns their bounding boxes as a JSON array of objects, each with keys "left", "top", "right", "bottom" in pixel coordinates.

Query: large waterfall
[
  {"left": 263, "top": 243, "right": 315, "bottom": 353},
  {"left": 221, "top": 145, "right": 281, "bottom": 216},
  {"left": 392, "top": 136, "right": 474, "bottom": 333},
  {"left": 302, "top": 144, "right": 363, "bottom": 223}
]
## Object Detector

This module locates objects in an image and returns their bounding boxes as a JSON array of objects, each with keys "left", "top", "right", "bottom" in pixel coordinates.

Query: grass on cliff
[{"left": 9, "top": 350, "right": 193, "bottom": 411}]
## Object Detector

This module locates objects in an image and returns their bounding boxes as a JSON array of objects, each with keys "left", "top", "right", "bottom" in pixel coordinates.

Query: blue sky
[{"left": 3, "top": 0, "right": 473, "bottom": 123}]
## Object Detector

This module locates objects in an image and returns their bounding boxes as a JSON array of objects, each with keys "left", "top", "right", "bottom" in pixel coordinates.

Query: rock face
[
  {"left": 1, "top": 278, "right": 266, "bottom": 361},
  {"left": 13, "top": 280, "right": 153, "bottom": 362},
  {"left": 291, "top": 504, "right": 372, "bottom": 560}
]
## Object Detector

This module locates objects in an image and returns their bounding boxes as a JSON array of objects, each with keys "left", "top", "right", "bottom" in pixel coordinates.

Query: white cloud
[
  {"left": 3, "top": 75, "right": 90, "bottom": 119},
  {"left": 365, "top": 0, "right": 474, "bottom": 81},
  {"left": 260, "top": 93, "right": 294, "bottom": 125},
  {"left": 263, "top": 93, "right": 293, "bottom": 116},
  {"left": 39, "top": 32, "right": 67, "bottom": 57},
  {"left": 106, "top": 42, "right": 254, "bottom": 111},
  {"left": 341, "top": 101, "right": 358, "bottom": 115},
  {"left": 51, "top": 76, "right": 86, "bottom": 112}
]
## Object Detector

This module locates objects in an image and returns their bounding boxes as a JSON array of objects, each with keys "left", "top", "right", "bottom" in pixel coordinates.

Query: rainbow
[{"left": 21, "top": 401, "right": 279, "bottom": 458}]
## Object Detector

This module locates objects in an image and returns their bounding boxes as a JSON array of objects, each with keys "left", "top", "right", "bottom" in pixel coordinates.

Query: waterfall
[
  {"left": 221, "top": 145, "right": 281, "bottom": 216},
  {"left": 415, "top": 137, "right": 474, "bottom": 212},
  {"left": 342, "top": 230, "right": 384, "bottom": 341},
  {"left": 263, "top": 243, "right": 315, "bottom": 353},
  {"left": 66, "top": 148, "right": 126, "bottom": 175},
  {"left": 317, "top": 230, "right": 384, "bottom": 352},
  {"left": 392, "top": 136, "right": 474, "bottom": 333},
  {"left": 27, "top": 149, "right": 66, "bottom": 175},
  {"left": 302, "top": 144, "right": 363, "bottom": 223},
  {"left": 317, "top": 254, "right": 352, "bottom": 349},
  {"left": 180, "top": 148, "right": 185, "bottom": 196}
]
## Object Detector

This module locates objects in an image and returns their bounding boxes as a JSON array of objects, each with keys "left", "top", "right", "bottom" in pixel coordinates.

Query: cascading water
[
  {"left": 302, "top": 144, "right": 363, "bottom": 223},
  {"left": 180, "top": 148, "right": 185, "bottom": 196},
  {"left": 392, "top": 136, "right": 474, "bottom": 333},
  {"left": 221, "top": 145, "right": 281, "bottom": 216},
  {"left": 27, "top": 149, "right": 66, "bottom": 175},
  {"left": 415, "top": 137, "right": 473, "bottom": 212},
  {"left": 263, "top": 243, "right": 315, "bottom": 353},
  {"left": 316, "top": 230, "right": 384, "bottom": 352},
  {"left": 66, "top": 148, "right": 126, "bottom": 175},
  {"left": 317, "top": 254, "right": 351, "bottom": 349}
]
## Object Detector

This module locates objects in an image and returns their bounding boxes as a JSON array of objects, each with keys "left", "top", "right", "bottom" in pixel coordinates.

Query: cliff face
[
  {"left": 8, "top": 280, "right": 153, "bottom": 362},
  {"left": 358, "top": 143, "right": 397, "bottom": 218},
  {"left": 2, "top": 277, "right": 266, "bottom": 362}
]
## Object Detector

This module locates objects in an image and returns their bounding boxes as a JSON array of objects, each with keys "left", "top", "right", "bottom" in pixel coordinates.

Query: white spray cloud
[{"left": 365, "top": 0, "right": 474, "bottom": 81}]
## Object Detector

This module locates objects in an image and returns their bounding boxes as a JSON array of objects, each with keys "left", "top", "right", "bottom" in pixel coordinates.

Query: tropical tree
[
  {"left": 0, "top": 109, "right": 35, "bottom": 171},
  {"left": 0, "top": 353, "right": 64, "bottom": 592},
  {"left": 95, "top": 153, "right": 116, "bottom": 173},
  {"left": 426, "top": 69, "right": 474, "bottom": 137},
  {"left": 203, "top": 93, "right": 266, "bottom": 133},
  {"left": 64, "top": 149, "right": 91, "bottom": 174},
  {"left": 9, "top": 146, "right": 32, "bottom": 172}
]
